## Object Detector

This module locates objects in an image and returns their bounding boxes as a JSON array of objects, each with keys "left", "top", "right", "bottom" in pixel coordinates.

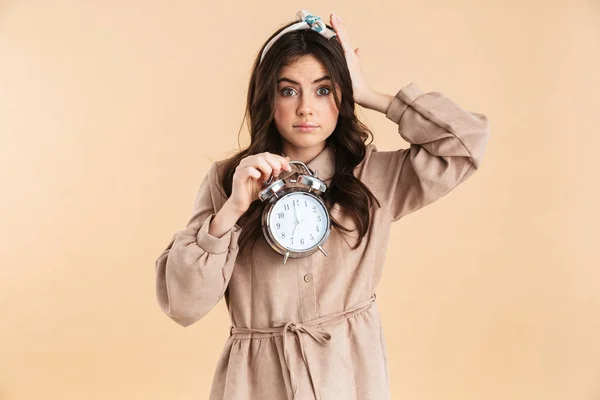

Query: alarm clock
[{"left": 258, "top": 160, "right": 331, "bottom": 264}]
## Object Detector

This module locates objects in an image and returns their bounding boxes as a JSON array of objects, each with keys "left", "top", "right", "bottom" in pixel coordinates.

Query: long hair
[{"left": 215, "top": 19, "right": 381, "bottom": 251}]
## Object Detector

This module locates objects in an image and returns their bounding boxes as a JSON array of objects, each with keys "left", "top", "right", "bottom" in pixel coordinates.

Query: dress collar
[{"left": 287, "top": 144, "right": 335, "bottom": 182}]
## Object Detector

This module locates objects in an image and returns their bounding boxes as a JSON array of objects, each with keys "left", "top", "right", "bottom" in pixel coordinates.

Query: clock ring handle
[
  {"left": 288, "top": 160, "right": 315, "bottom": 176},
  {"left": 263, "top": 160, "right": 316, "bottom": 186}
]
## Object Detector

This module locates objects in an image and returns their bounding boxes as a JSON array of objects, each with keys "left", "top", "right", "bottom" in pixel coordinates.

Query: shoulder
[
  {"left": 198, "top": 158, "right": 230, "bottom": 201},
  {"left": 206, "top": 158, "right": 232, "bottom": 184},
  {"left": 353, "top": 143, "right": 380, "bottom": 177}
]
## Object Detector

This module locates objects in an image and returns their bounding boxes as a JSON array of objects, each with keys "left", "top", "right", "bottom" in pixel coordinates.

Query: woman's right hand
[{"left": 226, "top": 152, "right": 292, "bottom": 215}]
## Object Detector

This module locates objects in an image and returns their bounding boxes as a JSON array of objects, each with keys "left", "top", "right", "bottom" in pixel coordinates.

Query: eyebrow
[{"left": 277, "top": 75, "right": 331, "bottom": 85}]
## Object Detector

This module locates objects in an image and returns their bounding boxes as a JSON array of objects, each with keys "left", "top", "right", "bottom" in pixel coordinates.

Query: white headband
[{"left": 259, "top": 9, "right": 337, "bottom": 65}]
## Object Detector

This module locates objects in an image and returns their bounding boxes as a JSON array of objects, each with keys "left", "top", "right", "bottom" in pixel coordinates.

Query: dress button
[{"left": 303, "top": 274, "right": 313, "bottom": 282}]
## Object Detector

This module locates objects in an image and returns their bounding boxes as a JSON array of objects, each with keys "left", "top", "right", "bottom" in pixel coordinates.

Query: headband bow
[{"left": 259, "top": 9, "right": 337, "bottom": 64}]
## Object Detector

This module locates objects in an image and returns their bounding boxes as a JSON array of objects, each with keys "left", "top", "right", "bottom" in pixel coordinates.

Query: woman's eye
[{"left": 280, "top": 87, "right": 331, "bottom": 97}]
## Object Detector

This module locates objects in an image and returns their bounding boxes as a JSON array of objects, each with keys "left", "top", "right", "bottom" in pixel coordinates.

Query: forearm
[
  {"left": 208, "top": 199, "right": 244, "bottom": 238},
  {"left": 358, "top": 89, "right": 395, "bottom": 114}
]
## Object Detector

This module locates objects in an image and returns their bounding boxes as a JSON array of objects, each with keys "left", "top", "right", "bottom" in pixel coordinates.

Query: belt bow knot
[{"left": 229, "top": 294, "right": 377, "bottom": 400}]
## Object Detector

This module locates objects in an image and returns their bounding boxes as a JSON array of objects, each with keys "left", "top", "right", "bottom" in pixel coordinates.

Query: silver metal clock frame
[{"left": 259, "top": 160, "right": 331, "bottom": 264}]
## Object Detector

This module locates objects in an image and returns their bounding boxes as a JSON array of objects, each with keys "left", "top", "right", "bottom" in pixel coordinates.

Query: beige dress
[{"left": 155, "top": 82, "right": 490, "bottom": 400}]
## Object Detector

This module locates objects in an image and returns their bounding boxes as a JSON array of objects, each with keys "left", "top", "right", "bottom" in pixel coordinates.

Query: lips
[{"left": 294, "top": 123, "right": 318, "bottom": 127}]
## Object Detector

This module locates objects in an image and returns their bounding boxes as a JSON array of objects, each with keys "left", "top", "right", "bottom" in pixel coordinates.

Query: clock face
[{"left": 268, "top": 192, "right": 329, "bottom": 251}]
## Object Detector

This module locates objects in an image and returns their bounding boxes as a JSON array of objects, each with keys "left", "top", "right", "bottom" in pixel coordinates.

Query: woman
[{"left": 155, "top": 9, "right": 490, "bottom": 400}]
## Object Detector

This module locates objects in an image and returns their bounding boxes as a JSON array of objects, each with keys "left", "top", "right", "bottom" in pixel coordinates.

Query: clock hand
[
  {"left": 293, "top": 200, "right": 300, "bottom": 224},
  {"left": 297, "top": 203, "right": 304, "bottom": 224}
]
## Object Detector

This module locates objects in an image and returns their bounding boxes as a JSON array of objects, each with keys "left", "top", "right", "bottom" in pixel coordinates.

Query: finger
[
  {"left": 330, "top": 12, "right": 343, "bottom": 24},
  {"left": 239, "top": 154, "right": 290, "bottom": 178},
  {"left": 330, "top": 13, "right": 350, "bottom": 44},
  {"left": 284, "top": 157, "right": 292, "bottom": 170},
  {"left": 263, "top": 153, "right": 292, "bottom": 179},
  {"left": 246, "top": 167, "right": 262, "bottom": 180},
  {"left": 263, "top": 153, "right": 289, "bottom": 177},
  {"left": 253, "top": 157, "right": 273, "bottom": 181},
  {"left": 233, "top": 166, "right": 261, "bottom": 188},
  {"left": 272, "top": 153, "right": 292, "bottom": 171}
]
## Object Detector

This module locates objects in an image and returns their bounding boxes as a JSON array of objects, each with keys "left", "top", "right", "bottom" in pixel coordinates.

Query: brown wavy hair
[{"left": 216, "top": 18, "right": 381, "bottom": 251}]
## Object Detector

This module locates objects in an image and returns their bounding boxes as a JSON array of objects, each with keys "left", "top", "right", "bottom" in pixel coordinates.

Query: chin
[
  {"left": 287, "top": 137, "right": 326, "bottom": 148},
  {"left": 280, "top": 127, "right": 332, "bottom": 147}
]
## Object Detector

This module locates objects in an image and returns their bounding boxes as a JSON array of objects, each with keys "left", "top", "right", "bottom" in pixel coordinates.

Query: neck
[{"left": 281, "top": 142, "right": 326, "bottom": 164}]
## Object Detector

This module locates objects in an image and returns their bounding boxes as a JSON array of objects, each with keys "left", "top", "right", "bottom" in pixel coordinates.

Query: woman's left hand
[{"left": 329, "top": 12, "right": 372, "bottom": 107}]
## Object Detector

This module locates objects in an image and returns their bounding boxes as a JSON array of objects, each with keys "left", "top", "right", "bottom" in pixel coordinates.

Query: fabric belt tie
[{"left": 229, "top": 293, "right": 377, "bottom": 400}]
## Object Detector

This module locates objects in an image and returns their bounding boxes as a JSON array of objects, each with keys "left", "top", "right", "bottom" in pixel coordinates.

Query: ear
[{"left": 354, "top": 47, "right": 360, "bottom": 57}]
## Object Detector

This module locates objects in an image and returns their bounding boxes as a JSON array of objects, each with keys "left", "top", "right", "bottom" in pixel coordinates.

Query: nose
[{"left": 296, "top": 94, "right": 314, "bottom": 116}]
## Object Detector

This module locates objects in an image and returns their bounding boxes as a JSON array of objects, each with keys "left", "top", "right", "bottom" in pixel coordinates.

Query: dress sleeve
[
  {"left": 359, "top": 82, "right": 491, "bottom": 222},
  {"left": 155, "top": 162, "right": 242, "bottom": 327}
]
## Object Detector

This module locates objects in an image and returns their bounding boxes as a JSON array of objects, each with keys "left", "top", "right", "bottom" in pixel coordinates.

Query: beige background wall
[{"left": 1, "top": 1, "right": 599, "bottom": 399}]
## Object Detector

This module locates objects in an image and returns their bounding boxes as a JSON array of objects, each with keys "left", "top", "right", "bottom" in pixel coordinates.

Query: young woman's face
[{"left": 273, "top": 54, "right": 340, "bottom": 154}]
